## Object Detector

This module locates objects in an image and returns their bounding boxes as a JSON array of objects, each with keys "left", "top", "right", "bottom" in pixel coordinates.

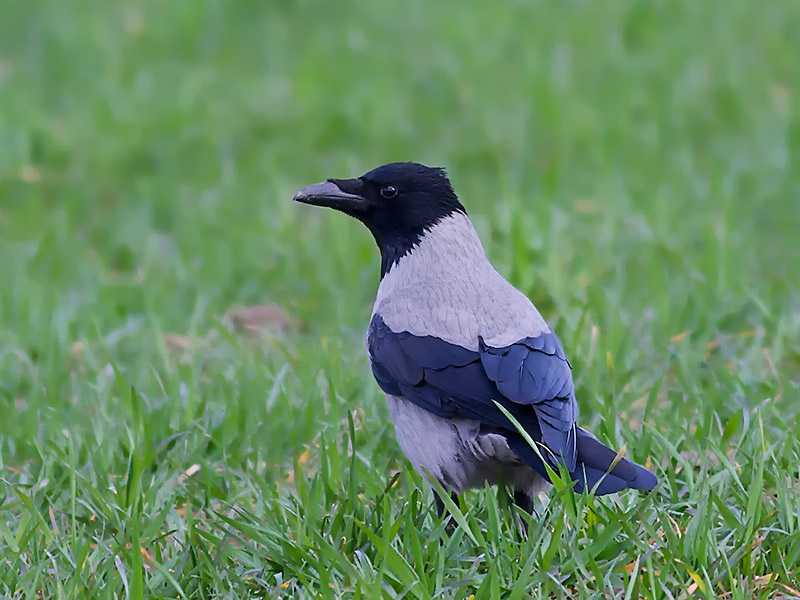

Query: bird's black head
[{"left": 294, "top": 162, "right": 466, "bottom": 276}]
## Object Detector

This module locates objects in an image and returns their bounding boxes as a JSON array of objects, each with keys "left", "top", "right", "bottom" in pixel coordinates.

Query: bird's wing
[
  {"left": 478, "top": 334, "right": 577, "bottom": 470},
  {"left": 368, "top": 314, "right": 578, "bottom": 472}
]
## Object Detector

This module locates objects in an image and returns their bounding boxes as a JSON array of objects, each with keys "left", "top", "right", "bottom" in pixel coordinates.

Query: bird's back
[{"left": 372, "top": 212, "right": 550, "bottom": 350}]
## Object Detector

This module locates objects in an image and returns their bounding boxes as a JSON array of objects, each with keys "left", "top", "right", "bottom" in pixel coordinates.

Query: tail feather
[
  {"left": 506, "top": 427, "right": 657, "bottom": 496},
  {"left": 571, "top": 427, "right": 658, "bottom": 495}
]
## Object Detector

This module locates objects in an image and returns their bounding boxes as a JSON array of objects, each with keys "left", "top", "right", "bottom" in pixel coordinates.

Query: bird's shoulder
[{"left": 373, "top": 265, "right": 550, "bottom": 350}]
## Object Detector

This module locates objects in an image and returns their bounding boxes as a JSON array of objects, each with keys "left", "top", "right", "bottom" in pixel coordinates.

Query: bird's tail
[
  {"left": 570, "top": 427, "right": 657, "bottom": 495},
  {"left": 507, "top": 426, "right": 657, "bottom": 496}
]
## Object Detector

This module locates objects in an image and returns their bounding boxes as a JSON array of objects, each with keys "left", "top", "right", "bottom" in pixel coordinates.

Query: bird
[{"left": 294, "top": 161, "right": 657, "bottom": 517}]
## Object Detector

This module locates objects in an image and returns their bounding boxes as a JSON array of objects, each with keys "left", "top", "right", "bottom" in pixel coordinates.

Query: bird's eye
[{"left": 380, "top": 185, "right": 398, "bottom": 199}]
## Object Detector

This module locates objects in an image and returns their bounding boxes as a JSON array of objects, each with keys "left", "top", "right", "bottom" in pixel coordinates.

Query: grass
[{"left": 1, "top": 0, "right": 799, "bottom": 597}]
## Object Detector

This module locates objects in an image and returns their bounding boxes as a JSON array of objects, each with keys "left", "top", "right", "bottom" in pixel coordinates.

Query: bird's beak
[{"left": 293, "top": 180, "right": 370, "bottom": 213}]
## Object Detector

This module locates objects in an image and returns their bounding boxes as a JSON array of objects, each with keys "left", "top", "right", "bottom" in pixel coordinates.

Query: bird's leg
[
  {"left": 434, "top": 490, "right": 459, "bottom": 532},
  {"left": 434, "top": 490, "right": 459, "bottom": 516},
  {"left": 512, "top": 489, "right": 534, "bottom": 515},
  {"left": 512, "top": 489, "right": 534, "bottom": 536}
]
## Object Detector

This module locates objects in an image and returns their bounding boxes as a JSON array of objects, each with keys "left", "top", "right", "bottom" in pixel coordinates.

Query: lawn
[{"left": 1, "top": 0, "right": 799, "bottom": 597}]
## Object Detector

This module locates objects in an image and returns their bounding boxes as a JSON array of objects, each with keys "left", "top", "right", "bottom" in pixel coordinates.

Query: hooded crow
[{"left": 294, "top": 162, "right": 657, "bottom": 515}]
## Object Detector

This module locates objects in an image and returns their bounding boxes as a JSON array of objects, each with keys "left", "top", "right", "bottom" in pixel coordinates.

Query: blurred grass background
[{"left": 1, "top": 0, "right": 799, "bottom": 597}]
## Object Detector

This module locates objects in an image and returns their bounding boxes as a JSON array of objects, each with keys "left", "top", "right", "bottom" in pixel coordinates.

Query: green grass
[{"left": 1, "top": 0, "right": 799, "bottom": 597}]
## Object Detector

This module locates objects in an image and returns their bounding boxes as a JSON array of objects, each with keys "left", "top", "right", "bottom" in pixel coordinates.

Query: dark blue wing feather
[
  {"left": 375, "top": 333, "right": 424, "bottom": 386},
  {"left": 495, "top": 344, "right": 527, "bottom": 381},
  {"left": 371, "top": 360, "right": 402, "bottom": 396},
  {"left": 397, "top": 332, "right": 476, "bottom": 369},
  {"left": 481, "top": 333, "right": 578, "bottom": 470},
  {"left": 367, "top": 314, "right": 656, "bottom": 494},
  {"left": 479, "top": 349, "right": 504, "bottom": 381}
]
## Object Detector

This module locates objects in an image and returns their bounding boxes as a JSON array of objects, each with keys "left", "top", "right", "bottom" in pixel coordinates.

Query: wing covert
[{"left": 367, "top": 314, "right": 579, "bottom": 470}]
